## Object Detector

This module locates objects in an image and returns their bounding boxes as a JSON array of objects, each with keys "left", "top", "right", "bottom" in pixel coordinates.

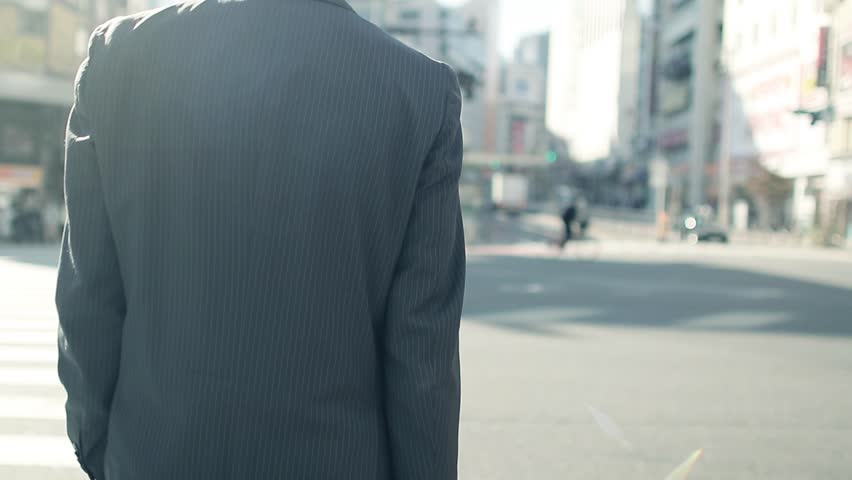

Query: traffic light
[{"left": 546, "top": 150, "right": 559, "bottom": 164}]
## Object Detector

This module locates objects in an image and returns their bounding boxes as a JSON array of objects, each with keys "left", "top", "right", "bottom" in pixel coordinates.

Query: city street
[{"left": 2, "top": 235, "right": 852, "bottom": 479}]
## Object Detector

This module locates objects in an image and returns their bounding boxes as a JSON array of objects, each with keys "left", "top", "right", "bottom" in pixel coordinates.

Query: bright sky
[{"left": 438, "top": 0, "right": 557, "bottom": 57}]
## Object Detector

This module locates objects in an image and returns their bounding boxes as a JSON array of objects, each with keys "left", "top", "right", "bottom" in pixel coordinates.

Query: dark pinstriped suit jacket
[{"left": 56, "top": 0, "right": 465, "bottom": 478}]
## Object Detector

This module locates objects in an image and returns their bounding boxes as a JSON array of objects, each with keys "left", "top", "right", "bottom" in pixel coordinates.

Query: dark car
[{"left": 680, "top": 212, "right": 729, "bottom": 244}]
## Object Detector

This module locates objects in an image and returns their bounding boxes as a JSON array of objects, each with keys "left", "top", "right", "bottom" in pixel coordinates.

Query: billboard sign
[{"left": 0, "top": 165, "right": 44, "bottom": 189}]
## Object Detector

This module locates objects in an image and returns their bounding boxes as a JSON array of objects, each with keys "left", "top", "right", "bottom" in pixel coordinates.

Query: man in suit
[{"left": 56, "top": 0, "right": 465, "bottom": 478}]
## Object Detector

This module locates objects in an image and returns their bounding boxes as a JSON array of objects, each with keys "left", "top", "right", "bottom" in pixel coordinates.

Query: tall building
[
  {"left": 617, "top": 0, "right": 643, "bottom": 161},
  {"left": 126, "top": 0, "right": 173, "bottom": 13},
  {"left": 825, "top": 0, "right": 852, "bottom": 244},
  {"left": 349, "top": 0, "right": 499, "bottom": 153},
  {"left": 0, "top": 0, "right": 87, "bottom": 214},
  {"left": 495, "top": 33, "right": 550, "bottom": 155},
  {"left": 0, "top": 0, "right": 144, "bottom": 221},
  {"left": 547, "top": 0, "right": 628, "bottom": 164},
  {"left": 545, "top": 1, "right": 579, "bottom": 154},
  {"left": 722, "top": 0, "right": 834, "bottom": 230},
  {"left": 653, "top": 0, "right": 723, "bottom": 212},
  {"left": 614, "top": 0, "right": 659, "bottom": 207},
  {"left": 516, "top": 32, "right": 550, "bottom": 73},
  {"left": 617, "top": 0, "right": 659, "bottom": 158}
]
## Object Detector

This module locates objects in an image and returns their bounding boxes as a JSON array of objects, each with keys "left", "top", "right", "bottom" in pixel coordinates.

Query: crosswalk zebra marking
[
  {"left": 0, "top": 367, "right": 60, "bottom": 387},
  {"left": 0, "top": 396, "right": 65, "bottom": 420},
  {"left": 0, "top": 435, "right": 78, "bottom": 467},
  {"left": 1, "top": 331, "right": 57, "bottom": 346},
  {"left": 0, "top": 346, "right": 57, "bottom": 363}
]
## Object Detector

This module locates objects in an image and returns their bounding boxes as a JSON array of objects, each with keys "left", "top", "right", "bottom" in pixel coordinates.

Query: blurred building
[
  {"left": 615, "top": 0, "right": 659, "bottom": 207},
  {"left": 349, "top": 0, "right": 500, "bottom": 153},
  {"left": 547, "top": 0, "right": 628, "bottom": 164},
  {"left": 653, "top": 0, "right": 723, "bottom": 213},
  {"left": 126, "top": 0, "right": 169, "bottom": 12},
  {"left": 348, "top": 0, "right": 384, "bottom": 24},
  {"left": 548, "top": 0, "right": 661, "bottom": 207},
  {"left": 545, "top": 1, "right": 579, "bottom": 156},
  {"left": 722, "top": 0, "right": 833, "bottom": 231},
  {"left": 0, "top": 0, "right": 150, "bottom": 240},
  {"left": 617, "top": 0, "right": 644, "bottom": 161},
  {"left": 825, "top": 0, "right": 852, "bottom": 244},
  {"left": 494, "top": 33, "right": 549, "bottom": 155},
  {"left": 0, "top": 0, "right": 87, "bottom": 210},
  {"left": 360, "top": 0, "right": 445, "bottom": 58}
]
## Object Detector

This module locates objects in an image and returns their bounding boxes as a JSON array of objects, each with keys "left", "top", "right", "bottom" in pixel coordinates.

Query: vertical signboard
[
  {"left": 840, "top": 40, "right": 852, "bottom": 91},
  {"left": 817, "top": 26, "right": 830, "bottom": 87}
]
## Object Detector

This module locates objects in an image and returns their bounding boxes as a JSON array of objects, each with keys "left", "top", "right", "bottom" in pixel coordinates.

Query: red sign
[
  {"left": 817, "top": 26, "right": 830, "bottom": 87},
  {"left": 841, "top": 41, "right": 852, "bottom": 91},
  {"left": 0, "top": 165, "right": 44, "bottom": 189},
  {"left": 511, "top": 118, "right": 527, "bottom": 154}
]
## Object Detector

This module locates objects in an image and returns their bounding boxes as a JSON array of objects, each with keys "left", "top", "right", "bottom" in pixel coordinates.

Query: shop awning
[{"left": 0, "top": 71, "right": 73, "bottom": 107}]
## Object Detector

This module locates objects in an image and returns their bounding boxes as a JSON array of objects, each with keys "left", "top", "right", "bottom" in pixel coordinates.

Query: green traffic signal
[{"left": 546, "top": 151, "right": 558, "bottom": 164}]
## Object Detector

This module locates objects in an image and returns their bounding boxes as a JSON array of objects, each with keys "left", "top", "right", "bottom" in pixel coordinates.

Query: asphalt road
[{"left": 2, "top": 239, "right": 851, "bottom": 479}]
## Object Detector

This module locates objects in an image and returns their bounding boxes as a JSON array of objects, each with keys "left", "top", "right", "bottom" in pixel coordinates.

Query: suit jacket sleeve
[
  {"left": 382, "top": 64, "right": 466, "bottom": 480},
  {"left": 56, "top": 25, "right": 125, "bottom": 480}
]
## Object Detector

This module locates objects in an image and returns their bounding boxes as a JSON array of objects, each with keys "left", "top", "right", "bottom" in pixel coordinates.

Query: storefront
[{"left": 0, "top": 0, "right": 83, "bottom": 240}]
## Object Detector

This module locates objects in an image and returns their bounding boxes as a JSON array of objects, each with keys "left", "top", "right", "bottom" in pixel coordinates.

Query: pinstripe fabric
[{"left": 55, "top": 0, "right": 465, "bottom": 478}]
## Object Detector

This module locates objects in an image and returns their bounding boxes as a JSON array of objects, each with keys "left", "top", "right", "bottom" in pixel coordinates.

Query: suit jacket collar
[{"left": 312, "top": 0, "right": 354, "bottom": 12}]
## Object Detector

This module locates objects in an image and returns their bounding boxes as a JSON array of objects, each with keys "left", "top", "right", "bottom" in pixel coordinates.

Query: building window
[
  {"left": 399, "top": 9, "right": 421, "bottom": 22},
  {"left": 515, "top": 79, "right": 529, "bottom": 96},
  {"left": 0, "top": 125, "right": 37, "bottom": 165},
  {"left": 670, "top": 0, "right": 694, "bottom": 11},
  {"left": 18, "top": 10, "right": 47, "bottom": 36}
]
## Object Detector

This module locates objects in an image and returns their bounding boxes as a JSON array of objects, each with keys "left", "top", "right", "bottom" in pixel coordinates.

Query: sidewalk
[
  {"left": 514, "top": 212, "right": 852, "bottom": 264},
  {"left": 521, "top": 210, "right": 848, "bottom": 249}
]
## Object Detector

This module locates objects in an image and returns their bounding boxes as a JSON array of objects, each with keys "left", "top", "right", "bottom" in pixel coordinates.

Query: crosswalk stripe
[
  {"left": 0, "top": 251, "right": 83, "bottom": 474},
  {"left": 0, "top": 396, "right": 65, "bottom": 420},
  {"left": 1, "top": 332, "right": 56, "bottom": 346},
  {"left": 0, "top": 367, "right": 59, "bottom": 387},
  {"left": 0, "top": 346, "right": 57, "bottom": 363},
  {"left": 0, "top": 435, "right": 78, "bottom": 467},
  {"left": 0, "top": 323, "right": 56, "bottom": 331}
]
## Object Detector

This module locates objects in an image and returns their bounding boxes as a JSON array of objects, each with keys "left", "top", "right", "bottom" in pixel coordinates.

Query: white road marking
[
  {"left": 0, "top": 435, "right": 78, "bottom": 467},
  {"left": 0, "top": 395, "right": 65, "bottom": 420}
]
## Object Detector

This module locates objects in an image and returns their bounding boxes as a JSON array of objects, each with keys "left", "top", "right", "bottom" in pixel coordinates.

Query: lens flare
[{"left": 664, "top": 448, "right": 704, "bottom": 480}]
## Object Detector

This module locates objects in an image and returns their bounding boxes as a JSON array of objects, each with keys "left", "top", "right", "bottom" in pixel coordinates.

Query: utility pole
[{"left": 718, "top": 60, "right": 733, "bottom": 228}]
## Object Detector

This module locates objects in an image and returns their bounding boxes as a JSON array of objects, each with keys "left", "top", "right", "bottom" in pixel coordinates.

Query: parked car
[{"left": 680, "top": 210, "right": 729, "bottom": 244}]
